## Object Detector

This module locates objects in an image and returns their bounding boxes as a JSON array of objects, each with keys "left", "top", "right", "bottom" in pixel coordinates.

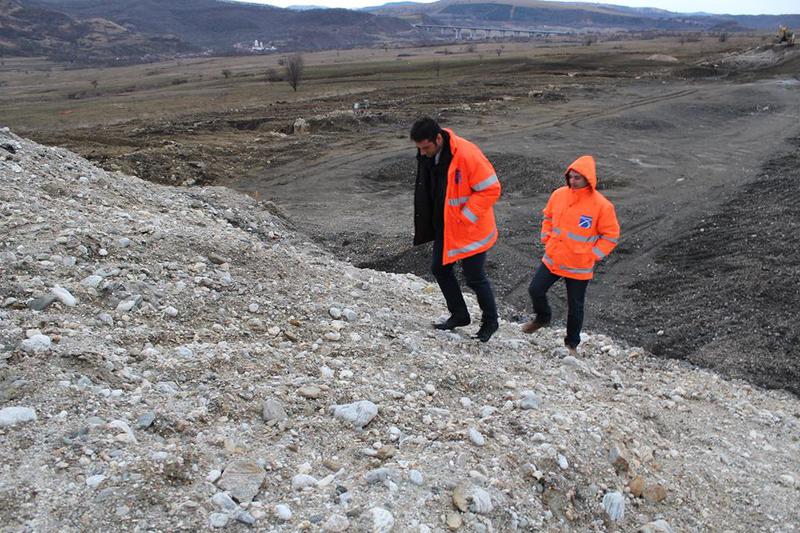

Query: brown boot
[
  {"left": 521, "top": 320, "right": 549, "bottom": 334},
  {"left": 564, "top": 339, "right": 578, "bottom": 356},
  {"left": 566, "top": 345, "right": 578, "bottom": 356}
]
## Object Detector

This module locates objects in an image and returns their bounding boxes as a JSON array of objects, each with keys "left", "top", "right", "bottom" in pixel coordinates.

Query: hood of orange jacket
[{"left": 564, "top": 155, "right": 597, "bottom": 190}]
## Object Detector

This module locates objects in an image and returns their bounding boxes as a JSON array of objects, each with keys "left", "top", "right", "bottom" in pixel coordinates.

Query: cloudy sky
[{"left": 242, "top": 1, "right": 797, "bottom": 16}]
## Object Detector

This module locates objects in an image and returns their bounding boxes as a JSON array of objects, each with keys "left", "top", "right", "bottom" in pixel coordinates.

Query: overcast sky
[{"left": 241, "top": 1, "right": 798, "bottom": 16}]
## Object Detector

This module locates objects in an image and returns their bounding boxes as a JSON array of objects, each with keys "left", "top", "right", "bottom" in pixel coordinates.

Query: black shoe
[
  {"left": 433, "top": 315, "right": 471, "bottom": 330},
  {"left": 474, "top": 322, "right": 499, "bottom": 343}
]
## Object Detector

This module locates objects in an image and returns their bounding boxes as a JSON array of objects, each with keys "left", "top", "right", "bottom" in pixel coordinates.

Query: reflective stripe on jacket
[
  {"left": 541, "top": 155, "right": 620, "bottom": 280},
  {"left": 441, "top": 129, "right": 501, "bottom": 264}
]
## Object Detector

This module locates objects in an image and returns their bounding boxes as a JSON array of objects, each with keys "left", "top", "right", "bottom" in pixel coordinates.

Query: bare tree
[{"left": 285, "top": 54, "right": 304, "bottom": 92}]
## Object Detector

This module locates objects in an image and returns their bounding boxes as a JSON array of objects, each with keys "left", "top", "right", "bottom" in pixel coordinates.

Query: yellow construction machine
[{"left": 776, "top": 25, "right": 796, "bottom": 46}]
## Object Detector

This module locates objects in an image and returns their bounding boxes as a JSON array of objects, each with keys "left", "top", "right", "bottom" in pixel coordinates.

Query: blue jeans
[
  {"left": 528, "top": 263, "right": 588, "bottom": 348},
  {"left": 431, "top": 239, "right": 498, "bottom": 325}
]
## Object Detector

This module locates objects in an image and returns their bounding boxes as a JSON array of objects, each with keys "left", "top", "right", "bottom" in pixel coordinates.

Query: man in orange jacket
[
  {"left": 410, "top": 117, "right": 502, "bottom": 342},
  {"left": 522, "top": 155, "right": 620, "bottom": 354}
]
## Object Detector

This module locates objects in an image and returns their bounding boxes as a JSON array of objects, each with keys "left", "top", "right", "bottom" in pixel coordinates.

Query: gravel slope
[{"left": 1, "top": 129, "right": 799, "bottom": 531}]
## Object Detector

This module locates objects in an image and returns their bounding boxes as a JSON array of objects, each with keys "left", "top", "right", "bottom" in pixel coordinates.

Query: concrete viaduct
[{"left": 412, "top": 24, "right": 568, "bottom": 40}]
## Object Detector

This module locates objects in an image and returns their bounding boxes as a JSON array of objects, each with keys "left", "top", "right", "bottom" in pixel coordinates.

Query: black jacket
[{"left": 413, "top": 133, "right": 452, "bottom": 245}]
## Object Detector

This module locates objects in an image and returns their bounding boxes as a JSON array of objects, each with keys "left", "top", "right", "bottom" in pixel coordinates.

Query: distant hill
[
  {"left": 0, "top": 0, "right": 195, "bottom": 63},
  {"left": 5, "top": 0, "right": 799, "bottom": 64},
  {"left": 22, "top": 0, "right": 413, "bottom": 53},
  {"left": 367, "top": 0, "right": 800, "bottom": 31}
]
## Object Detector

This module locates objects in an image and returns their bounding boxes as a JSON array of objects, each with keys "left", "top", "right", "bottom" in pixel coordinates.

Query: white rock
[
  {"left": 108, "top": 419, "right": 137, "bottom": 443},
  {"left": 51, "top": 286, "right": 77, "bottom": 306},
  {"left": 779, "top": 474, "right": 796, "bottom": 487},
  {"left": 331, "top": 400, "right": 378, "bottom": 429},
  {"left": 520, "top": 390, "right": 541, "bottom": 410},
  {"left": 211, "top": 492, "right": 238, "bottom": 511},
  {"left": 275, "top": 504, "right": 292, "bottom": 521},
  {"left": 322, "top": 514, "right": 350, "bottom": 532},
  {"left": 80, "top": 275, "right": 103, "bottom": 288},
  {"left": 408, "top": 469, "right": 424, "bottom": 486},
  {"left": 207, "top": 469, "right": 222, "bottom": 483},
  {"left": 557, "top": 454, "right": 569, "bottom": 470},
  {"left": 175, "top": 346, "right": 194, "bottom": 358},
  {"left": 329, "top": 307, "right": 342, "bottom": 319},
  {"left": 370, "top": 507, "right": 395, "bottom": 533},
  {"left": 116, "top": 299, "right": 137, "bottom": 312},
  {"left": 151, "top": 451, "right": 169, "bottom": 462},
  {"left": 0, "top": 406, "right": 37, "bottom": 427},
  {"left": 637, "top": 519, "right": 674, "bottom": 533},
  {"left": 20, "top": 334, "right": 51, "bottom": 354},
  {"left": 468, "top": 427, "right": 485, "bottom": 446},
  {"left": 209, "top": 512, "right": 229, "bottom": 528},
  {"left": 164, "top": 306, "right": 178, "bottom": 317},
  {"left": 469, "top": 486, "right": 494, "bottom": 514},
  {"left": 603, "top": 491, "right": 625, "bottom": 521},
  {"left": 86, "top": 475, "right": 106, "bottom": 489},
  {"left": 479, "top": 406, "right": 496, "bottom": 418},
  {"left": 291, "top": 474, "right": 318, "bottom": 490}
]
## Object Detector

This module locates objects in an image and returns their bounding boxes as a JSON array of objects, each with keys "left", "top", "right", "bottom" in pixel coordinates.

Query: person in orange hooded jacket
[
  {"left": 522, "top": 155, "right": 620, "bottom": 353},
  {"left": 411, "top": 117, "right": 502, "bottom": 342}
]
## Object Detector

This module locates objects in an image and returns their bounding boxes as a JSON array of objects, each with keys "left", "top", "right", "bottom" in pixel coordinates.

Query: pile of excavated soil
[
  {"left": 617, "top": 136, "right": 800, "bottom": 395},
  {"left": 2, "top": 130, "right": 799, "bottom": 531}
]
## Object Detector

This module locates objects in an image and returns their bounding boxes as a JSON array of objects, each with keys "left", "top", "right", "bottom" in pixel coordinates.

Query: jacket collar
[{"left": 443, "top": 128, "right": 460, "bottom": 157}]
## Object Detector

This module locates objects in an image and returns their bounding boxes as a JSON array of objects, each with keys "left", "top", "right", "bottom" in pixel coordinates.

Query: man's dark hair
[{"left": 410, "top": 117, "right": 442, "bottom": 143}]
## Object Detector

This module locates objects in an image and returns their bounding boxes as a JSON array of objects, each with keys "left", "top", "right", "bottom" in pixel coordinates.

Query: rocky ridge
[{"left": 1, "top": 128, "right": 798, "bottom": 531}]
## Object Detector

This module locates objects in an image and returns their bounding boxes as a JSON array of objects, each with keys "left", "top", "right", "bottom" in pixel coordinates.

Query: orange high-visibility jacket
[
  {"left": 441, "top": 129, "right": 502, "bottom": 264},
  {"left": 540, "top": 155, "right": 620, "bottom": 280}
]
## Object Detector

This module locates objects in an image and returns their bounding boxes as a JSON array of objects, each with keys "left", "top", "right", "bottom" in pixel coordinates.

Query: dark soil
[{"left": 617, "top": 137, "right": 800, "bottom": 394}]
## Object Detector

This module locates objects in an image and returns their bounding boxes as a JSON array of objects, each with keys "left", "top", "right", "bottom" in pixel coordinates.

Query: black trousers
[
  {"left": 528, "top": 262, "right": 589, "bottom": 348},
  {"left": 431, "top": 238, "right": 498, "bottom": 325}
]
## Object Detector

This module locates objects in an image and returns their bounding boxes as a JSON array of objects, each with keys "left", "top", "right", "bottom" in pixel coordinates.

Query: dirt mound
[
  {"left": 621, "top": 136, "right": 800, "bottom": 395},
  {"left": 3, "top": 128, "right": 800, "bottom": 532},
  {"left": 486, "top": 153, "right": 564, "bottom": 197},
  {"left": 304, "top": 110, "right": 402, "bottom": 134},
  {"left": 358, "top": 156, "right": 416, "bottom": 194},
  {"left": 717, "top": 45, "right": 800, "bottom": 70},
  {"left": 646, "top": 54, "right": 679, "bottom": 63}
]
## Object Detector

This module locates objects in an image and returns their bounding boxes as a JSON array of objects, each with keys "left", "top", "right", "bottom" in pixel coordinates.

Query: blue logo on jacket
[
  {"left": 579, "top": 215, "right": 593, "bottom": 229},
  {"left": 455, "top": 169, "right": 462, "bottom": 184}
]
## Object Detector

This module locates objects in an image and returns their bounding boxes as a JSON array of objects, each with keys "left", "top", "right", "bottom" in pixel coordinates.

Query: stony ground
[{"left": 1, "top": 129, "right": 799, "bottom": 532}]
